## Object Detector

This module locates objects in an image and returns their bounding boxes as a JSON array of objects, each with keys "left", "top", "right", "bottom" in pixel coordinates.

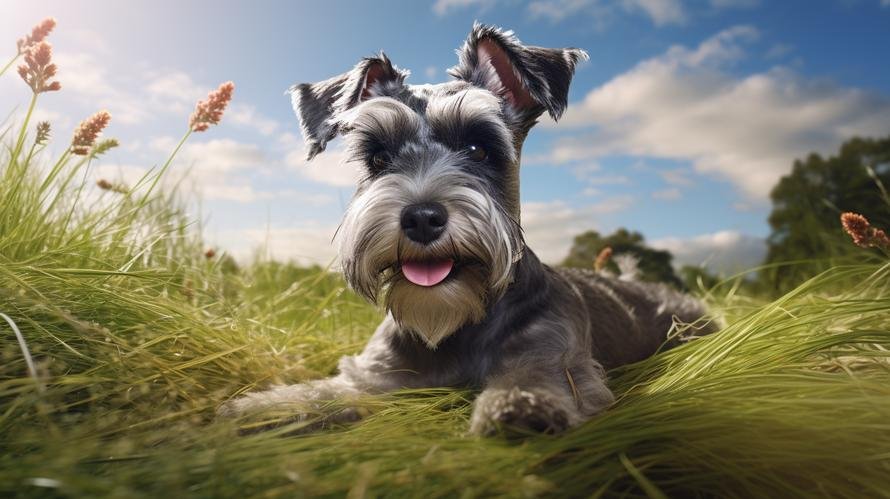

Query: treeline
[{"left": 560, "top": 135, "right": 890, "bottom": 295}]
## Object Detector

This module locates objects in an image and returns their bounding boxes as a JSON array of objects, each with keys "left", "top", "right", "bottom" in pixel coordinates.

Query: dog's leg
[
  {"left": 217, "top": 317, "right": 410, "bottom": 422},
  {"left": 469, "top": 352, "right": 614, "bottom": 436},
  {"left": 216, "top": 374, "right": 363, "bottom": 421}
]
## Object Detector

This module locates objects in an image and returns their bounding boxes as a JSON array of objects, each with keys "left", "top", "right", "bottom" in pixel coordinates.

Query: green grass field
[{"left": 3, "top": 33, "right": 890, "bottom": 498}]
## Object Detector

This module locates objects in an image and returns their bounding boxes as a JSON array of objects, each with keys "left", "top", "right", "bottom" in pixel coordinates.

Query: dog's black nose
[{"left": 401, "top": 202, "right": 448, "bottom": 244}]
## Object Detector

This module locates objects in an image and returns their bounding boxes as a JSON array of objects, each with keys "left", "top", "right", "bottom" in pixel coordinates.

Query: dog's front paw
[
  {"left": 469, "top": 387, "right": 580, "bottom": 436},
  {"left": 216, "top": 391, "right": 281, "bottom": 419}
]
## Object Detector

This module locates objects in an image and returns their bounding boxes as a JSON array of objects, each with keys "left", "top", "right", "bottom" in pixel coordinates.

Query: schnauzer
[{"left": 220, "top": 23, "right": 715, "bottom": 435}]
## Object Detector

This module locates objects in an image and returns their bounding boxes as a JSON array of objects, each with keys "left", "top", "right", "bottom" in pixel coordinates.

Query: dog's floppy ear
[
  {"left": 449, "top": 22, "right": 587, "bottom": 122},
  {"left": 289, "top": 53, "right": 408, "bottom": 160}
]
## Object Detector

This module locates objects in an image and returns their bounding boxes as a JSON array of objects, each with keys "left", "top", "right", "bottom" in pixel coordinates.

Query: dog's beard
[
  {"left": 337, "top": 164, "right": 523, "bottom": 348},
  {"left": 385, "top": 265, "right": 488, "bottom": 348}
]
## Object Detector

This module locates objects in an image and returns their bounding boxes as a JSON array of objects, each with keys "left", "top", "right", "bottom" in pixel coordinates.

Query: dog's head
[{"left": 289, "top": 23, "right": 586, "bottom": 347}]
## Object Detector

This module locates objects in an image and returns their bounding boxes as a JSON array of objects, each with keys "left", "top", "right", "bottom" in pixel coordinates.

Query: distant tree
[
  {"left": 763, "top": 136, "right": 890, "bottom": 293},
  {"left": 562, "top": 228, "right": 684, "bottom": 288},
  {"left": 679, "top": 265, "right": 720, "bottom": 292}
]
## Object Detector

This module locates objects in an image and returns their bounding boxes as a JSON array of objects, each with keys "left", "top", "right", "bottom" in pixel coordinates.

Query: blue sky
[{"left": 2, "top": 0, "right": 889, "bottom": 272}]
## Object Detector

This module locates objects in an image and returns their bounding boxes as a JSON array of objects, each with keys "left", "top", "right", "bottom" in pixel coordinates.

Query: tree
[
  {"left": 679, "top": 265, "right": 720, "bottom": 292},
  {"left": 561, "top": 228, "right": 684, "bottom": 289},
  {"left": 763, "top": 136, "right": 890, "bottom": 293}
]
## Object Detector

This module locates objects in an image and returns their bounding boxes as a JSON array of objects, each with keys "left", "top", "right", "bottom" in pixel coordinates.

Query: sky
[{"left": 2, "top": 0, "right": 889, "bottom": 273}]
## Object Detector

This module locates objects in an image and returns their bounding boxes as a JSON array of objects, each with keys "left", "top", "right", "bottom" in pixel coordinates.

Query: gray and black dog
[{"left": 220, "top": 23, "right": 715, "bottom": 435}]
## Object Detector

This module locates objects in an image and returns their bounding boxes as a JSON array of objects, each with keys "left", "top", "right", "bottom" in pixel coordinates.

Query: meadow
[{"left": 2, "top": 18, "right": 890, "bottom": 498}]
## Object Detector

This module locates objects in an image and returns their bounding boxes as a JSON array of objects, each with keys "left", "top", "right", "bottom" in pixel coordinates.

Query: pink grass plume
[
  {"left": 841, "top": 212, "right": 890, "bottom": 250},
  {"left": 16, "top": 18, "right": 56, "bottom": 54},
  {"left": 71, "top": 111, "right": 112, "bottom": 155},
  {"left": 190, "top": 81, "right": 235, "bottom": 132},
  {"left": 18, "top": 41, "right": 61, "bottom": 94}
]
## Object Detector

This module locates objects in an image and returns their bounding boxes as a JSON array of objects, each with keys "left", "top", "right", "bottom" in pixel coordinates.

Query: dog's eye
[
  {"left": 466, "top": 144, "right": 487, "bottom": 161},
  {"left": 370, "top": 151, "right": 390, "bottom": 171}
]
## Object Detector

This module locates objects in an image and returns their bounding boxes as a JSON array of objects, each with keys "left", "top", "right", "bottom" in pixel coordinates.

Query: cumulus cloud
[
  {"left": 144, "top": 70, "right": 204, "bottom": 115},
  {"left": 710, "top": 0, "right": 758, "bottom": 8},
  {"left": 220, "top": 226, "right": 340, "bottom": 266},
  {"left": 620, "top": 0, "right": 686, "bottom": 26},
  {"left": 650, "top": 230, "right": 766, "bottom": 273},
  {"left": 227, "top": 104, "right": 280, "bottom": 136},
  {"left": 178, "top": 139, "right": 266, "bottom": 174},
  {"left": 652, "top": 187, "right": 682, "bottom": 200},
  {"left": 659, "top": 168, "right": 694, "bottom": 186},
  {"left": 549, "top": 26, "right": 890, "bottom": 199},
  {"left": 528, "top": 0, "right": 609, "bottom": 23},
  {"left": 423, "top": 66, "right": 439, "bottom": 82},
  {"left": 432, "top": 0, "right": 496, "bottom": 15},
  {"left": 133, "top": 137, "right": 277, "bottom": 202},
  {"left": 522, "top": 197, "right": 634, "bottom": 263},
  {"left": 527, "top": 0, "right": 685, "bottom": 25},
  {"left": 286, "top": 141, "right": 362, "bottom": 188}
]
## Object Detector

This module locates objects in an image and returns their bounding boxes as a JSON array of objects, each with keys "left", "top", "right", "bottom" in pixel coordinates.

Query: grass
[{"left": 3, "top": 36, "right": 890, "bottom": 499}]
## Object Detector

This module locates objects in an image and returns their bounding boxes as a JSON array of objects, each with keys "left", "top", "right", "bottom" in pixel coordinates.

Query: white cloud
[
  {"left": 528, "top": 0, "right": 608, "bottom": 23},
  {"left": 652, "top": 187, "right": 682, "bottom": 200},
  {"left": 764, "top": 43, "right": 794, "bottom": 60},
  {"left": 650, "top": 230, "right": 766, "bottom": 274},
  {"left": 52, "top": 51, "right": 156, "bottom": 124},
  {"left": 179, "top": 139, "right": 266, "bottom": 175},
  {"left": 432, "top": 0, "right": 495, "bottom": 15},
  {"left": 549, "top": 26, "right": 890, "bottom": 199},
  {"left": 659, "top": 168, "right": 694, "bottom": 186},
  {"left": 286, "top": 142, "right": 362, "bottom": 188},
  {"left": 221, "top": 226, "right": 339, "bottom": 266},
  {"left": 522, "top": 197, "right": 634, "bottom": 263},
  {"left": 137, "top": 138, "right": 278, "bottom": 202},
  {"left": 621, "top": 0, "right": 686, "bottom": 26},
  {"left": 527, "top": 0, "right": 684, "bottom": 26},
  {"left": 227, "top": 104, "right": 280, "bottom": 136},
  {"left": 424, "top": 66, "right": 439, "bottom": 82},
  {"left": 582, "top": 174, "right": 630, "bottom": 185},
  {"left": 144, "top": 70, "right": 203, "bottom": 115},
  {"left": 881, "top": 0, "right": 890, "bottom": 7},
  {"left": 710, "top": 0, "right": 758, "bottom": 9}
]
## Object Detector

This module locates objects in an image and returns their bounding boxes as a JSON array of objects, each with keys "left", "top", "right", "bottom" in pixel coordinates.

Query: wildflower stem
[
  {"left": 12, "top": 92, "right": 38, "bottom": 164},
  {"left": 42, "top": 153, "right": 86, "bottom": 217},
  {"left": 39, "top": 150, "right": 71, "bottom": 195},
  {"left": 138, "top": 128, "right": 192, "bottom": 208},
  {"left": 0, "top": 54, "right": 20, "bottom": 77}
]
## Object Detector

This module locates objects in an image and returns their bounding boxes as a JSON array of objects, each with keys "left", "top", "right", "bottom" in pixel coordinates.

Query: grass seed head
[
  {"left": 841, "top": 212, "right": 890, "bottom": 250},
  {"left": 92, "top": 138, "right": 120, "bottom": 157},
  {"left": 18, "top": 41, "right": 61, "bottom": 94},
  {"left": 594, "top": 246, "right": 613, "bottom": 272},
  {"left": 35, "top": 121, "right": 51, "bottom": 145},
  {"left": 190, "top": 81, "right": 235, "bottom": 132},
  {"left": 16, "top": 17, "right": 56, "bottom": 54},
  {"left": 71, "top": 111, "right": 112, "bottom": 155}
]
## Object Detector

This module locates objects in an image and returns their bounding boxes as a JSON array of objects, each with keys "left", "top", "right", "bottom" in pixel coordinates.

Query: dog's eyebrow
[
  {"left": 342, "top": 98, "right": 420, "bottom": 135},
  {"left": 426, "top": 90, "right": 515, "bottom": 163},
  {"left": 341, "top": 97, "right": 422, "bottom": 152},
  {"left": 425, "top": 88, "right": 505, "bottom": 128}
]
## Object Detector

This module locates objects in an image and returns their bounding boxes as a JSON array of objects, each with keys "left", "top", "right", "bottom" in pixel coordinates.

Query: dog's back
[{"left": 557, "top": 267, "right": 717, "bottom": 370}]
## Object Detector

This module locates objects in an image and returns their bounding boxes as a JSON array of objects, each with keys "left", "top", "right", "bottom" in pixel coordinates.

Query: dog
[{"left": 219, "top": 23, "right": 715, "bottom": 435}]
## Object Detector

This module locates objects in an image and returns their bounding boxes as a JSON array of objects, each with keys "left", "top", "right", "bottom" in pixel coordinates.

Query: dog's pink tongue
[{"left": 402, "top": 259, "right": 454, "bottom": 287}]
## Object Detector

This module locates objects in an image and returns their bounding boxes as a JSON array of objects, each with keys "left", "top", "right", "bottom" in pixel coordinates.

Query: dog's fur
[{"left": 219, "top": 23, "right": 716, "bottom": 435}]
